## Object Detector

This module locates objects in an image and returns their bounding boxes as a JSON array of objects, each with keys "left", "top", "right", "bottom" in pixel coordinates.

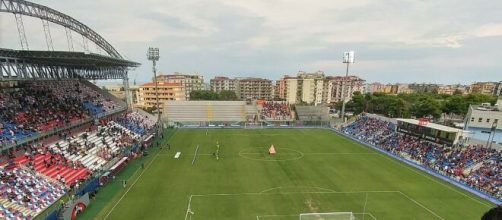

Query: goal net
[{"left": 299, "top": 212, "right": 355, "bottom": 220}]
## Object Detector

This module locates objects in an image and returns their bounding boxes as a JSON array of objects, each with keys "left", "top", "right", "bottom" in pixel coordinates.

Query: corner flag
[{"left": 269, "top": 144, "right": 276, "bottom": 155}]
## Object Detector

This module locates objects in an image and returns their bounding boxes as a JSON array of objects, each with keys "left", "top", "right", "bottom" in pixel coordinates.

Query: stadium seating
[
  {"left": 343, "top": 115, "right": 502, "bottom": 200},
  {"left": 0, "top": 167, "right": 66, "bottom": 217},
  {"left": 115, "top": 111, "right": 156, "bottom": 135},
  {"left": 46, "top": 122, "right": 139, "bottom": 172},
  {"left": 0, "top": 113, "right": 149, "bottom": 219},
  {"left": 259, "top": 101, "right": 291, "bottom": 121},
  {"left": 0, "top": 80, "right": 123, "bottom": 145},
  {"left": 165, "top": 101, "right": 247, "bottom": 122},
  {"left": 15, "top": 153, "right": 88, "bottom": 186},
  {"left": 295, "top": 105, "right": 330, "bottom": 121}
]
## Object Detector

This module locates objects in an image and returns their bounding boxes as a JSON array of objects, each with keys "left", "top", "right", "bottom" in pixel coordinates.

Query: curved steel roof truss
[{"left": 0, "top": 0, "right": 122, "bottom": 59}]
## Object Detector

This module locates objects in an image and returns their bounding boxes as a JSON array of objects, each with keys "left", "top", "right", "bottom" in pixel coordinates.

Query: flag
[{"left": 269, "top": 145, "right": 276, "bottom": 155}]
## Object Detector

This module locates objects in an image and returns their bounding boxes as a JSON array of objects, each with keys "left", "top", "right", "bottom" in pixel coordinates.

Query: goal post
[{"left": 299, "top": 212, "right": 355, "bottom": 220}]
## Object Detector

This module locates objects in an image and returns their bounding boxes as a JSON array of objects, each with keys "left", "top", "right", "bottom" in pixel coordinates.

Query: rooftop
[
  {"left": 141, "top": 82, "right": 182, "bottom": 87},
  {"left": 397, "top": 118, "right": 465, "bottom": 133}
]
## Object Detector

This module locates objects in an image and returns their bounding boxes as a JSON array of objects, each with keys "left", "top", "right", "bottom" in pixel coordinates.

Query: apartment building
[{"left": 155, "top": 72, "right": 204, "bottom": 100}]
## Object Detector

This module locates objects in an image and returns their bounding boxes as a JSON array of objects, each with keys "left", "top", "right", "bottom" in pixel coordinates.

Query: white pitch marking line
[
  {"left": 158, "top": 152, "right": 377, "bottom": 157},
  {"left": 157, "top": 153, "right": 214, "bottom": 156},
  {"left": 376, "top": 153, "right": 493, "bottom": 208},
  {"left": 367, "top": 212, "right": 378, "bottom": 220},
  {"left": 240, "top": 152, "right": 377, "bottom": 155},
  {"left": 190, "top": 190, "right": 401, "bottom": 197},
  {"left": 256, "top": 214, "right": 297, "bottom": 219},
  {"left": 397, "top": 191, "right": 444, "bottom": 220},
  {"left": 184, "top": 195, "right": 194, "bottom": 220},
  {"left": 304, "top": 152, "right": 377, "bottom": 155},
  {"left": 256, "top": 213, "right": 377, "bottom": 220},
  {"left": 104, "top": 153, "right": 160, "bottom": 219},
  {"left": 186, "top": 190, "right": 444, "bottom": 220},
  {"left": 354, "top": 213, "right": 377, "bottom": 220},
  {"left": 102, "top": 127, "right": 182, "bottom": 220},
  {"left": 259, "top": 186, "right": 337, "bottom": 194}
]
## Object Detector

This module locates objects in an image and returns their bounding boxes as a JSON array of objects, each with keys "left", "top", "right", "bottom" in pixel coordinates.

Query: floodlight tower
[
  {"left": 147, "top": 47, "right": 161, "bottom": 126},
  {"left": 340, "top": 51, "right": 355, "bottom": 122}
]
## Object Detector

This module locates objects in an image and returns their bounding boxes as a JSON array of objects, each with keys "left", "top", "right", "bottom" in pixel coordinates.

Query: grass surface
[{"left": 92, "top": 129, "right": 494, "bottom": 220}]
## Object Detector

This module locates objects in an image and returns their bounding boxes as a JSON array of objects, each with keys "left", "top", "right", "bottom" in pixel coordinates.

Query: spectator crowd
[
  {"left": 115, "top": 111, "right": 156, "bottom": 135},
  {"left": 0, "top": 167, "right": 66, "bottom": 219},
  {"left": 343, "top": 115, "right": 502, "bottom": 200},
  {"left": 0, "top": 80, "right": 120, "bottom": 146},
  {"left": 0, "top": 79, "right": 157, "bottom": 218},
  {"left": 260, "top": 101, "right": 291, "bottom": 121}
]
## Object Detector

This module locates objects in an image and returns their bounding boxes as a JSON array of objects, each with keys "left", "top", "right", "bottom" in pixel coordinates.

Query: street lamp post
[
  {"left": 147, "top": 47, "right": 161, "bottom": 129},
  {"left": 340, "top": 51, "right": 355, "bottom": 123}
]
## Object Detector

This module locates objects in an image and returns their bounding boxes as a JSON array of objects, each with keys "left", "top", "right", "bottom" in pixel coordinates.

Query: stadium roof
[
  {"left": 396, "top": 118, "right": 464, "bottom": 133},
  {"left": 0, "top": 49, "right": 139, "bottom": 68}
]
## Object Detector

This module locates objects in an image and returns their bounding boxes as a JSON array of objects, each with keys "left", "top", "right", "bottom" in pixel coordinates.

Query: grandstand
[
  {"left": 0, "top": 0, "right": 157, "bottom": 219},
  {"left": 343, "top": 114, "right": 501, "bottom": 201},
  {"left": 0, "top": 78, "right": 156, "bottom": 218},
  {"left": 164, "top": 100, "right": 255, "bottom": 125},
  {"left": 257, "top": 100, "right": 294, "bottom": 121},
  {"left": 163, "top": 100, "right": 299, "bottom": 126},
  {"left": 295, "top": 105, "right": 331, "bottom": 121}
]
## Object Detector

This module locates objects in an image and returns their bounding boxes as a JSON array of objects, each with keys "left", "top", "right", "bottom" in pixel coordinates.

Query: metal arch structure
[
  {"left": 0, "top": 49, "right": 139, "bottom": 80},
  {"left": 0, "top": 0, "right": 140, "bottom": 109},
  {"left": 0, "top": 0, "right": 122, "bottom": 59}
]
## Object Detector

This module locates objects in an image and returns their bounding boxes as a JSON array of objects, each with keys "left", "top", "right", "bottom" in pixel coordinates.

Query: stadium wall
[{"left": 331, "top": 129, "right": 502, "bottom": 205}]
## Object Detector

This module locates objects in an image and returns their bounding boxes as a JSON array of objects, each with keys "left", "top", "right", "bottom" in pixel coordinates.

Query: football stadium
[{"left": 1, "top": 1, "right": 502, "bottom": 220}]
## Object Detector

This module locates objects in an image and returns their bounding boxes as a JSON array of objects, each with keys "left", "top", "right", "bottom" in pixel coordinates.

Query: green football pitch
[{"left": 94, "top": 129, "right": 494, "bottom": 220}]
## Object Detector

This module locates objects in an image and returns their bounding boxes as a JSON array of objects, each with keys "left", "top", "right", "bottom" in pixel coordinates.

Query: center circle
[{"left": 238, "top": 147, "right": 304, "bottom": 161}]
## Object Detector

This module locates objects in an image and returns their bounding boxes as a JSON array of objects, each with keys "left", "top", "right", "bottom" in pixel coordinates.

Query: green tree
[
  {"left": 190, "top": 90, "right": 219, "bottom": 100},
  {"left": 443, "top": 95, "right": 467, "bottom": 115},
  {"left": 218, "top": 90, "right": 238, "bottom": 100},
  {"left": 388, "top": 98, "right": 408, "bottom": 118},
  {"left": 348, "top": 91, "right": 365, "bottom": 114},
  {"left": 345, "top": 91, "right": 496, "bottom": 119},
  {"left": 190, "top": 90, "right": 241, "bottom": 101},
  {"left": 411, "top": 97, "right": 442, "bottom": 119}
]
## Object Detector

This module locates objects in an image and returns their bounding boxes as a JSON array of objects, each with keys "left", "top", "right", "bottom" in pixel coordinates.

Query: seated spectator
[
  {"left": 343, "top": 115, "right": 502, "bottom": 200},
  {"left": 260, "top": 101, "right": 291, "bottom": 120}
]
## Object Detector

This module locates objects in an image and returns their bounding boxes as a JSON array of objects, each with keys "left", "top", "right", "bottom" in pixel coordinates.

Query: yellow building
[
  {"left": 155, "top": 72, "right": 204, "bottom": 100},
  {"left": 470, "top": 82, "right": 497, "bottom": 95},
  {"left": 278, "top": 72, "right": 365, "bottom": 104},
  {"left": 382, "top": 84, "right": 393, "bottom": 94},
  {"left": 136, "top": 82, "right": 185, "bottom": 111}
]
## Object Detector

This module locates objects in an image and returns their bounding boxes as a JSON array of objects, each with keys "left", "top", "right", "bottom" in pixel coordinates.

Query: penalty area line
[
  {"left": 256, "top": 212, "right": 377, "bottom": 220},
  {"left": 184, "top": 195, "right": 194, "bottom": 220},
  {"left": 397, "top": 191, "right": 444, "bottom": 220},
  {"left": 376, "top": 153, "right": 493, "bottom": 208},
  {"left": 186, "top": 190, "right": 442, "bottom": 220}
]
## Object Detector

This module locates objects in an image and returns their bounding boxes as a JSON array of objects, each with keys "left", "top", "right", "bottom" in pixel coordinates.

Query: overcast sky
[{"left": 1, "top": 0, "right": 502, "bottom": 84}]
